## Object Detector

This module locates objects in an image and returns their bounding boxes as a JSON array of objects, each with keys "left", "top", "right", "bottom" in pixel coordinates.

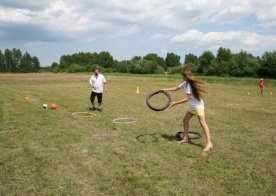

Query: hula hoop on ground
[
  {"left": 146, "top": 90, "right": 171, "bottom": 111},
  {"left": 113, "top": 117, "right": 137, "bottom": 124},
  {"left": 136, "top": 134, "right": 158, "bottom": 143},
  {"left": 71, "top": 112, "right": 97, "bottom": 118},
  {"left": 175, "top": 131, "right": 201, "bottom": 140}
]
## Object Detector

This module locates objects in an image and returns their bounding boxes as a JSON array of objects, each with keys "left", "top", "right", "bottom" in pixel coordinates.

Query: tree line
[
  {"left": 50, "top": 51, "right": 180, "bottom": 74},
  {"left": 0, "top": 47, "right": 275, "bottom": 78},
  {"left": 50, "top": 48, "right": 275, "bottom": 78},
  {"left": 184, "top": 48, "right": 275, "bottom": 78},
  {"left": 0, "top": 48, "right": 40, "bottom": 73}
]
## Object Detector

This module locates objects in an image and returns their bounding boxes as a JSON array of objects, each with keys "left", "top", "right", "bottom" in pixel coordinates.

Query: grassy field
[{"left": 0, "top": 73, "right": 275, "bottom": 195}]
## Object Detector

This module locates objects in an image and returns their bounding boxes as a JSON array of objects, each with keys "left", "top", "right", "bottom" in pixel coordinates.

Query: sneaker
[
  {"left": 90, "top": 107, "right": 96, "bottom": 111},
  {"left": 98, "top": 108, "right": 102, "bottom": 112}
]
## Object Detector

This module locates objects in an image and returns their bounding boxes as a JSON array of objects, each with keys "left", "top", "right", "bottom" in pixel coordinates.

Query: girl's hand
[{"left": 169, "top": 101, "right": 177, "bottom": 109}]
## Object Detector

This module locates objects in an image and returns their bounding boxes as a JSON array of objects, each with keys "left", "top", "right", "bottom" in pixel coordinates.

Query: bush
[
  {"left": 113, "top": 61, "right": 131, "bottom": 73},
  {"left": 67, "top": 63, "right": 86, "bottom": 73},
  {"left": 168, "top": 66, "right": 183, "bottom": 74},
  {"left": 154, "top": 66, "right": 165, "bottom": 74}
]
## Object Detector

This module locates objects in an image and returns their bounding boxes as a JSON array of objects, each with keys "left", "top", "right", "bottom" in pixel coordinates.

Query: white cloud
[
  {"left": 38, "top": 0, "right": 88, "bottom": 32},
  {"left": 1, "top": 0, "right": 275, "bottom": 35},
  {"left": 171, "top": 30, "right": 203, "bottom": 42},
  {"left": 256, "top": 5, "right": 276, "bottom": 28},
  {"left": 0, "top": 7, "right": 32, "bottom": 23},
  {"left": 171, "top": 29, "right": 276, "bottom": 53},
  {"left": 0, "top": 0, "right": 275, "bottom": 65},
  {"left": 0, "top": 1, "right": 95, "bottom": 32},
  {"left": 206, "top": 0, "right": 253, "bottom": 24}
]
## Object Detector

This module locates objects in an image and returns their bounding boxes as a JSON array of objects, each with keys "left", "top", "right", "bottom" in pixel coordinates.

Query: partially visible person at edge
[
  {"left": 259, "top": 78, "right": 265, "bottom": 95},
  {"left": 89, "top": 68, "right": 107, "bottom": 112},
  {"left": 160, "top": 68, "right": 213, "bottom": 152}
]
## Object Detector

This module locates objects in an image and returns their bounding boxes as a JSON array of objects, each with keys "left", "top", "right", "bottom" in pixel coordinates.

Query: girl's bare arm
[
  {"left": 160, "top": 86, "right": 180, "bottom": 92},
  {"left": 170, "top": 94, "right": 190, "bottom": 108}
]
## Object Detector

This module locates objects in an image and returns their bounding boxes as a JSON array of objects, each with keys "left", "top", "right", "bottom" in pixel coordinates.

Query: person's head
[
  {"left": 181, "top": 68, "right": 193, "bottom": 81},
  {"left": 94, "top": 68, "right": 100, "bottom": 76},
  {"left": 181, "top": 68, "right": 205, "bottom": 100},
  {"left": 261, "top": 78, "right": 263, "bottom": 81}
]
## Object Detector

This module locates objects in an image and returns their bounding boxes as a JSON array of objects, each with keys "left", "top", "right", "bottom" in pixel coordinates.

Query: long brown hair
[{"left": 181, "top": 69, "right": 206, "bottom": 100}]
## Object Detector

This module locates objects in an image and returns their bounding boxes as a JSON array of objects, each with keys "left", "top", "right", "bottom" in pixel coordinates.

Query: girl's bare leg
[
  {"left": 198, "top": 115, "right": 213, "bottom": 151},
  {"left": 178, "top": 112, "right": 194, "bottom": 144}
]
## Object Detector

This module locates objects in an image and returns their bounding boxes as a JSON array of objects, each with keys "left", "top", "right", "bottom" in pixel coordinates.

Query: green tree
[
  {"left": 144, "top": 53, "right": 166, "bottom": 70},
  {"left": 87, "top": 52, "right": 99, "bottom": 65},
  {"left": 206, "top": 59, "right": 220, "bottom": 75},
  {"left": 259, "top": 51, "right": 276, "bottom": 78},
  {"left": 184, "top": 53, "right": 200, "bottom": 74},
  {"left": 51, "top": 62, "right": 60, "bottom": 73},
  {"left": 168, "top": 66, "right": 183, "bottom": 74},
  {"left": 233, "top": 51, "right": 260, "bottom": 77},
  {"left": 32, "top": 56, "right": 40, "bottom": 72},
  {"left": 68, "top": 63, "right": 86, "bottom": 73},
  {"left": 0, "top": 50, "right": 6, "bottom": 72},
  {"left": 198, "top": 51, "right": 215, "bottom": 74},
  {"left": 4, "top": 49, "right": 13, "bottom": 72},
  {"left": 141, "top": 59, "right": 159, "bottom": 74},
  {"left": 0, "top": 48, "right": 41, "bottom": 73},
  {"left": 59, "top": 55, "right": 69, "bottom": 71},
  {"left": 51, "top": 62, "right": 59, "bottom": 69},
  {"left": 11, "top": 48, "right": 22, "bottom": 73},
  {"left": 217, "top": 47, "right": 232, "bottom": 62},
  {"left": 129, "top": 62, "right": 143, "bottom": 74},
  {"left": 98, "top": 51, "right": 113, "bottom": 68},
  {"left": 244, "top": 58, "right": 260, "bottom": 76},
  {"left": 185, "top": 53, "right": 199, "bottom": 66},
  {"left": 216, "top": 47, "right": 233, "bottom": 75},
  {"left": 114, "top": 60, "right": 131, "bottom": 73},
  {"left": 165, "top": 53, "right": 180, "bottom": 68},
  {"left": 20, "top": 52, "right": 33, "bottom": 72},
  {"left": 132, "top": 56, "right": 142, "bottom": 61}
]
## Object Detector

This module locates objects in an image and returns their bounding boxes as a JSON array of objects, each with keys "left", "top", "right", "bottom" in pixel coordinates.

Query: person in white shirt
[
  {"left": 160, "top": 68, "right": 213, "bottom": 152},
  {"left": 89, "top": 68, "right": 107, "bottom": 112}
]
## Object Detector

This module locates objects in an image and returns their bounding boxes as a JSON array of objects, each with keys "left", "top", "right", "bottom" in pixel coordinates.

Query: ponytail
[{"left": 181, "top": 69, "right": 206, "bottom": 100}]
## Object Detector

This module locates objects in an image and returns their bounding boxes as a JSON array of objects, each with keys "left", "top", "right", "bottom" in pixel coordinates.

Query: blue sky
[{"left": 0, "top": 0, "right": 275, "bottom": 66}]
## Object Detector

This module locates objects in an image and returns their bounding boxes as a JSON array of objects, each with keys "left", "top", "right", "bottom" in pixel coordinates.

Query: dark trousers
[{"left": 90, "top": 91, "right": 103, "bottom": 104}]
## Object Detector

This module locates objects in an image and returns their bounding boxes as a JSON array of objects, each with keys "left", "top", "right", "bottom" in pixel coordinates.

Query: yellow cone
[
  {"left": 247, "top": 92, "right": 250, "bottom": 95},
  {"left": 136, "top": 86, "right": 140, "bottom": 94},
  {"left": 24, "top": 96, "right": 31, "bottom": 102}
]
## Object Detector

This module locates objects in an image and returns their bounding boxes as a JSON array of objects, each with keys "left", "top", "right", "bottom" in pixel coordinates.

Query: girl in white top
[{"left": 161, "top": 69, "right": 213, "bottom": 152}]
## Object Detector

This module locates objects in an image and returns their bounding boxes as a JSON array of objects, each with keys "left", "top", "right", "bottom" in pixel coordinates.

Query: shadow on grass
[
  {"left": 188, "top": 140, "right": 205, "bottom": 149},
  {"left": 160, "top": 133, "right": 175, "bottom": 141},
  {"left": 136, "top": 134, "right": 158, "bottom": 143},
  {"left": 160, "top": 133, "right": 204, "bottom": 149}
]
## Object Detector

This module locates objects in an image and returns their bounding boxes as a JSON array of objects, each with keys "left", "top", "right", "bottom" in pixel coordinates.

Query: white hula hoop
[
  {"left": 71, "top": 112, "right": 97, "bottom": 118},
  {"left": 113, "top": 117, "right": 137, "bottom": 124}
]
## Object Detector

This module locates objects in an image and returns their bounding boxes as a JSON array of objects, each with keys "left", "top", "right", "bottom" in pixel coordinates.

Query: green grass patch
[{"left": 0, "top": 73, "right": 275, "bottom": 195}]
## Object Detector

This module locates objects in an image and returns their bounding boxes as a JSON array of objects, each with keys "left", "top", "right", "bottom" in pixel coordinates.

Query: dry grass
[{"left": 0, "top": 73, "right": 275, "bottom": 195}]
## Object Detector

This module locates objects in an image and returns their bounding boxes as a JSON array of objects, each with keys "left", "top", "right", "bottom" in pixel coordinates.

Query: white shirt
[
  {"left": 179, "top": 82, "right": 204, "bottom": 110},
  {"left": 89, "top": 74, "right": 106, "bottom": 93}
]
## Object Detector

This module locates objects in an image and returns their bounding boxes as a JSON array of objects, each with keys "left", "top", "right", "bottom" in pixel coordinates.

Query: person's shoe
[
  {"left": 90, "top": 107, "right": 96, "bottom": 111},
  {"left": 98, "top": 108, "right": 102, "bottom": 112}
]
